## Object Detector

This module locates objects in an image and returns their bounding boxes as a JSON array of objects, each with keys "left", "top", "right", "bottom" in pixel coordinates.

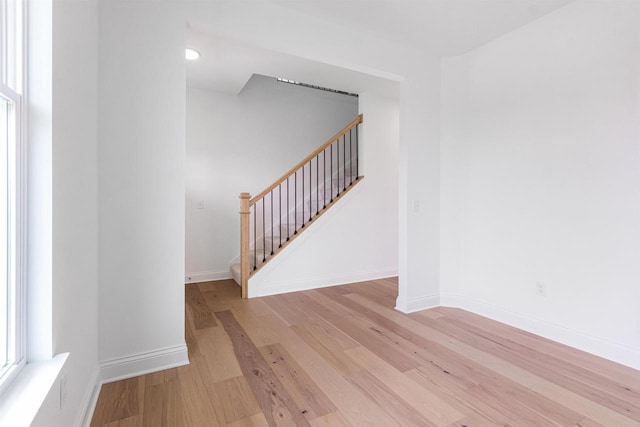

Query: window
[{"left": 0, "top": 0, "right": 25, "bottom": 395}]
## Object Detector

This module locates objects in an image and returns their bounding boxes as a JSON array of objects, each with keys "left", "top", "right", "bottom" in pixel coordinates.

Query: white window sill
[{"left": 0, "top": 353, "right": 69, "bottom": 427}]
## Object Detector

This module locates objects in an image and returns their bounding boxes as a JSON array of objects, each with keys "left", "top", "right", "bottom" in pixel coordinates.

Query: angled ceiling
[
  {"left": 186, "top": 28, "right": 400, "bottom": 97},
  {"left": 186, "top": 0, "right": 573, "bottom": 95}
]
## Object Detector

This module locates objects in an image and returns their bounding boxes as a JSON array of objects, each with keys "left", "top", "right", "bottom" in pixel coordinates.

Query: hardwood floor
[{"left": 91, "top": 278, "right": 640, "bottom": 426}]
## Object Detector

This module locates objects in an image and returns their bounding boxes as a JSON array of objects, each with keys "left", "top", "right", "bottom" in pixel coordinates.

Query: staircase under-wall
[{"left": 231, "top": 114, "right": 364, "bottom": 297}]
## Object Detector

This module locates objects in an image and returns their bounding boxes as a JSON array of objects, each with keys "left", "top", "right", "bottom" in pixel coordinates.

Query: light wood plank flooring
[{"left": 91, "top": 278, "right": 640, "bottom": 426}]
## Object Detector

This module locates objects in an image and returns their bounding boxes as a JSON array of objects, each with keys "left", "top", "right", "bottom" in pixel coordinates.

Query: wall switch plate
[
  {"left": 412, "top": 199, "right": 420, "bottom": 213},
  {"left": 536, "top": 282, "right": 546, "bottom": 297},
  {"left": 197, "top": 200, "right": 205, "bottom": 209}
]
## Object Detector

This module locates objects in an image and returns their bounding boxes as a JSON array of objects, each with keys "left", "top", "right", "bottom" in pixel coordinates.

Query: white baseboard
[
  {"left": 248, "top": 268, "right": 397, "bottom": 298},
  {"left": 438, "top": 293, "right": 461, "bottom": 308},
  {"left": 185, "top": 270, "right": 230, "bottom": 284},
  {"left": 77, "top": 367, "right": 100, "bottom": 427},
  {"left": 441, "top": 294, "right": 640, "bottom": 371},
  {"left": 99, "top": 344, "right": 189, "bottom": 384},
  {"left": 395, "top": 294, "right": 440, "bottom": 313}
]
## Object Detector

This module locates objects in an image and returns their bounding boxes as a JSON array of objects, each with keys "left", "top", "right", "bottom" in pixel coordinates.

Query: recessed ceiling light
[{"left": 185, "top": 48, "right": 200, "bottom": 60}]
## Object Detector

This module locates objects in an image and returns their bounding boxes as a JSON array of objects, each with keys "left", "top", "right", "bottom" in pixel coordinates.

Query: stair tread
[{"left": 230, "top": 263, "right": 241, "bottom": 286}]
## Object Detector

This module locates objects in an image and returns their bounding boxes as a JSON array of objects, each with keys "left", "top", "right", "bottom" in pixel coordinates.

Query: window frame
[{"left": 0, "top": 0, "right": 26, "bottom": 397}]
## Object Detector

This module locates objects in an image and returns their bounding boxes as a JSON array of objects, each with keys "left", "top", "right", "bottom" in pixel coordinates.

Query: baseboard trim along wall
[
  {"left": 185, "top": 270, "right": 231, "bottom": 284},
  {"left": 395, "top": 294, "right": 440, "bottom": 314},
  {"left": 440, "top": 294, "right": 640, "bottom": 371},
  {"left": 248, "top": 268, "right": 398, "bottom": 298},
  {"left": 99, "top": 344, "right": 189, "bottom": 384},
  {"left": 78, "top": 368, "right": 100, "bottom": 427}
]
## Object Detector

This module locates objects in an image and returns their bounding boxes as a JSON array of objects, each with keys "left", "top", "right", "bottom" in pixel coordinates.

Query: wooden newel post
[{"left": 239, "top": 192, "right": 251, "bottom": 298}]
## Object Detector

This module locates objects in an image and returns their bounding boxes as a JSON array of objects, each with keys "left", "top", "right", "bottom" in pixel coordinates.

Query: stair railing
[{"left": 238, "top": 114, "right": 364, "bottom": 297}]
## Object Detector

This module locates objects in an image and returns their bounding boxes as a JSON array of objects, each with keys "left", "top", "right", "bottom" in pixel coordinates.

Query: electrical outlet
[
  {"left": 60, "top": 373, "right": 68, "bottom": 409},
  {"left": 535, "top": 282, "right": 546, "bottom": 297},
  {"left": 412, "top": 200, "right": 420, "bottom": 213}
]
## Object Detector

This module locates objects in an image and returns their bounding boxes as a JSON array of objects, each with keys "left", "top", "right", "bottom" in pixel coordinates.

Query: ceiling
[
  {"left": 186, "top": 28, "right": 401, "bottom": 97},
  {"left": 269, "top": 0, "right": 574, "bottom": 56},
  {"left": 186, "top": 0, "right": 573, "bottom": 95}
]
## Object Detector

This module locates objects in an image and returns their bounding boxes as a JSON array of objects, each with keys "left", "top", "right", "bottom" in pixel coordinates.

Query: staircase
[{"left": 231, "top": 114, "right": 364, "bottom": 297}]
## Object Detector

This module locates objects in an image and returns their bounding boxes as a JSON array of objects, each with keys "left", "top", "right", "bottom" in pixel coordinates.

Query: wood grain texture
[
  {"left": 91, "top": 378, "right": 140, "bottom": 426},
  {"left": 185, "top": 284, "right": 217, "bottom": 329},
  {"left": 215, "top": 309, "right": 312, "bottom": 427},
  {"left": 195, "top": 325, "right": 243, "bottom": 383},
  {"left": 308, "top": 412, "right": 353, "bottom": 427},
  {"left": 92, "top": 278, "right": 640, "bottom": 427},
  {"left": 259, "top": 343, "right": 336, "bottom": 420},
  {"left": 212, "top": 376, "right": 262, "bottom": 424}
]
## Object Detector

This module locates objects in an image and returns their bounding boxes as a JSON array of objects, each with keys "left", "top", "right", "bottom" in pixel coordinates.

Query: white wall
[
  {"left": 249, "top": 92, "right": 399, "bottom": 296},
  {"left": 185, "top": 74, "right": 359, "bottom": 282},
  {"left": 441, "top": 0, "right": 640, "bottom": 369},
  {"left": 97, "top": 1, "right": 188, "bottom": 380},
  {"left": 397, "top": 60, "right": 442, "bottom": 312},
  {"left": 31, "top": 0, "right": 100, "bottom": 425}
]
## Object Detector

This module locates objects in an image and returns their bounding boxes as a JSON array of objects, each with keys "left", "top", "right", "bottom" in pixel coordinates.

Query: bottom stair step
[{"left": 230, "top": 263, "right": 241, "bottom": 286}]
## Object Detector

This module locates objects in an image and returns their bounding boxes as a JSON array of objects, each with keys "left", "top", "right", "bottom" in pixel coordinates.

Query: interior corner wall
[
  {"left": 439, "top": 54, "right": 470, "bottom": 305},
  {"left": 31, "top": 1, "right": 100, "bottom": 425},
  {"left": 97, "top": 1, "right": 188, "bottom": 381},
  {"left": 440, "top": 0, "right": 640, "bottom": 369},
  {"left": 185, "top": 75, "right": 358, "bottom": 282},
  {"left": 396, "top": 58, "right": 441, "bottom": 313},
  {"left": 247, "top": 90, "right": 399, "bottom": 296}
]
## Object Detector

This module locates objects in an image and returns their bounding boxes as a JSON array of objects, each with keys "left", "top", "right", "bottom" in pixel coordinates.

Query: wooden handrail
[{"left": 249, "top": 113, "right": 363, "bottom": 205}]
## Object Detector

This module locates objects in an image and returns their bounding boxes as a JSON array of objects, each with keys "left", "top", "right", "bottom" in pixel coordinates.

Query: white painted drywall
[
  {"left": 30, "top": 1, "right": 100, "bottom": 425},
  {"left": 397, "top": 60, "right": 442, "bottom": 313},
  {"left": 97, "top": 1, "right": 188, "bottom": 375},
  {"left": 440, "top": 0, "right": 640, "bottom": 369},
  {"left": 249, "top": 91, "right": 399, "bottom": 296},
  {"left": 185, "top": 74, "right": 359, "bottom": 282}
]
